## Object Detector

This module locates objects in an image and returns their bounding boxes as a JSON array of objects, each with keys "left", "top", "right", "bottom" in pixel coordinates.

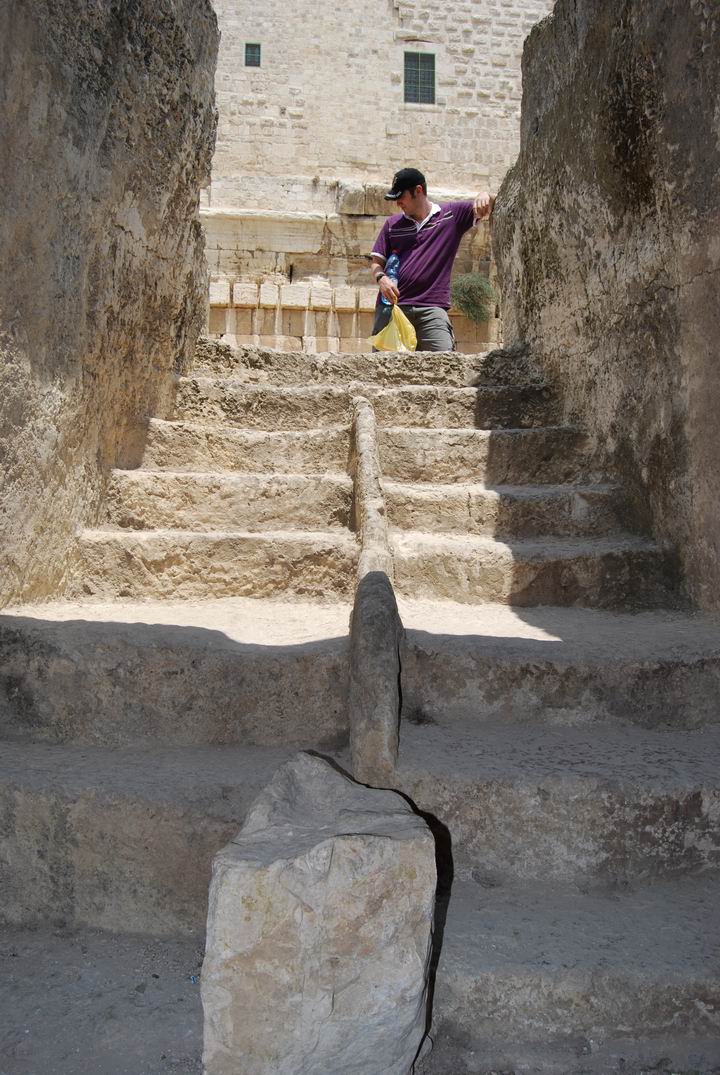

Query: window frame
[
  {"left": 404, "top": 51, "right": 436, "bottom": 105},
  {"left": 244, "top": 42, "right": 262, "bottom": 68}
]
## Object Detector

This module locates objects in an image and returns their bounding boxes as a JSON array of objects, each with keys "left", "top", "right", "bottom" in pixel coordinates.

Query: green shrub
[{"left": 450, "top": 272, "right": 497, "bottom": 324}]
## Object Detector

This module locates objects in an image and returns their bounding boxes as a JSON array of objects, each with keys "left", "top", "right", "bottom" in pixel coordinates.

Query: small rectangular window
[
  {"left": 245, "top": 43, "right": 261, "bottom": 67},
  {"left": 404, "top": 52, "right": 435, "bottom": 104}
]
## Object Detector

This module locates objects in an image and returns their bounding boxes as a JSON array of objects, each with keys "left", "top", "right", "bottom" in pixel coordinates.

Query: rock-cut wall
[
  {"left": 0, "top": 0, "right": 219, "bottom": 607},
  {"left": 494, "top": 0, "right": 720, "bottom": 609}
]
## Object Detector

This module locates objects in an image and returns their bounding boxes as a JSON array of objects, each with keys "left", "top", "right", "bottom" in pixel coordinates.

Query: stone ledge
[
  {"left": 258, "top": 282, "right": 279, "bottom": 307},
  {"left": 208, "top": 278, "right": 230, "bottom": 306},
  {"left": 310, "top": 282, "right": 333, "bottom": 309},
  {"left": 232, "top": 281, "right": 259, "bottom": 307},
  {"left": 280, "top": 282, "right": 310, "bottom": 308},
  {"left": 207, "top": 277, "right": 501, "bottom": 354}
]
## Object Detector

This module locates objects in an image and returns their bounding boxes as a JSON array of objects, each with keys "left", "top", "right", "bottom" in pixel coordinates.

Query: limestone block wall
[
  {"left": 494, "top": 0, "right": 720, "bottom": 608},
  {"left": 202, "top": 201, "right": 499, "bottom": 352},
  {"left": 207, "top": 0, "right": 555, "bottom": 212},
  {"left": 0, "top": 0, "right": 219, "bottom": 607},
  {"left": 202, "top": 196, "right": 493, "bottom": 284},
  {"left": 206, "top": 278, "right": 499, "bottom": 354}
]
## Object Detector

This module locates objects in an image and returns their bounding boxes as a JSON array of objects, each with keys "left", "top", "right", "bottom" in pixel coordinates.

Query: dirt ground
[
  {"left": 3, "top": 920, "right": 719, "bottom": 1075},
  {"left": 0, "top": 925, "right": 204, "bottom": 1075}
]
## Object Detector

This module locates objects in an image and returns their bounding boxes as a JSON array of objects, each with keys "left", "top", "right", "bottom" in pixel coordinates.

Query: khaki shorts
[{"left": 371, "top": 304, "right": 455, "bottom": 352}]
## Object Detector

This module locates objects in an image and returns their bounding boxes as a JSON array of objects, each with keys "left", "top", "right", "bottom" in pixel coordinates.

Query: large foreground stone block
[{"left": 202, "top": 752, "right": 436, "bottom": 1075}]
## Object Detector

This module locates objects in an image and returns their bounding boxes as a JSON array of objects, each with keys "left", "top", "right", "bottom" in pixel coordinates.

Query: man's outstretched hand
[{"left": 474, "top": 192, "right": 495, "bottom": 221}]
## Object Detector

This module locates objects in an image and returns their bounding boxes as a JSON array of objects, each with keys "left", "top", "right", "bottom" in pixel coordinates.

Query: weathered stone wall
[
  {"left": 202, "top": 191, "right": 493, "bottom": 285},
  {"left": 494, "top": 0, "right": 720, "bottom": 609},
  {"left": 0, "top": 0, "right": 219, "bottom": 607},
  {"left": 208, "top": 0, "right": 554, "bottom": 211}
]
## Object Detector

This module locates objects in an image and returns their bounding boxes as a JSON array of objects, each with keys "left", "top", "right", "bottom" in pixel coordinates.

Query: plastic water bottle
[{"left": 380, "top": 252, "right": 400, "bottom": 305}]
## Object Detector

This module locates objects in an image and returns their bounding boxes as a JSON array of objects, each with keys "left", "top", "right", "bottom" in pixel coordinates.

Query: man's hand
[
  {"left": 378, "top": 274, "right": 400, "bottom": 304},
  {"left": 474, "top": 192, "right": 495, "bottom": 221}
]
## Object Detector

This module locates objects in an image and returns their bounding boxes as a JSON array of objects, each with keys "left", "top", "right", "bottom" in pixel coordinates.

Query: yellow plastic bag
[{"left": 368, "top": 304, "right": 417, "bottom": 352}]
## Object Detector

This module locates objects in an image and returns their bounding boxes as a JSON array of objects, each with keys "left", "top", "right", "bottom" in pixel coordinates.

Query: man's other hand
[
  {"left": 378, "top": 275, "right": 400, "bottom": 304},
  {"left": 474, "top": 192, "right": 494, "bottom": 221}
]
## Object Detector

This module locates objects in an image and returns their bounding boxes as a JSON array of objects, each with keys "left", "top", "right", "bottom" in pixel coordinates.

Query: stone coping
[{"left": 199, "top": 183, "right": 482, "bottom": 224}]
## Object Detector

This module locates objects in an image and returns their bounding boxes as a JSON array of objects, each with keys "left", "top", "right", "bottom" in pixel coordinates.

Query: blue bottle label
[{"left": 380, "top": 252, "right": 401, "bottom": 305}]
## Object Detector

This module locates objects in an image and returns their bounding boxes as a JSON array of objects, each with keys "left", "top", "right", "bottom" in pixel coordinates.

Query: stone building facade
[{"left": 202, "top": 0, "right": 554, "bottom": 351}]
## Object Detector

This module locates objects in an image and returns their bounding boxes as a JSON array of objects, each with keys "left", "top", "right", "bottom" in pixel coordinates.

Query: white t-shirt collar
[{"left": 403, "top": 202, "right": 441, "bottom": 231}]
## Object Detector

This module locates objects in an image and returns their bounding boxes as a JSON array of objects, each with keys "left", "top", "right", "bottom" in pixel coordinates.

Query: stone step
[
  {"left": 192, "top": 339, "right": 549, "bottom": 389},
  {"left": 142, "top": 419, "right": 351, "bottom": 474},
  {"left": 193, "top": 340, "right": 490, "bottom": 385},
  {"left": 378, "top": 426, "right": 595, "bottom": 484},
  {"left": 105, "top": 470, "right": 353, "bottom": 532},
  {"left": 426, "top": 873, "right": 720, "bottom": 1074},
  {"left": 385, "top": 481, "right": 621, "bottom": 538},
  {"left": 0, "top": 597, "right": 351, "bottom": 747},
  {"left": 395, "top": 719, "right": 720, "bottom": 881},
  {"left": 11, "top": 728, "right": 709, "bottom": 944},
  {"left": 421, "top": 1037, "right": 720, "bottom": 1075},
  {"left": 70, "top": 528, "right": 358, "bottom": 601},
  {"left": 366, "top": 383, "right": 559, "bottom": 429},
  {"left": 0, "top": 740, "right": 295, "bottom": 935},
  {"left": 391, "top": 531, "right": 679, "bottom": 608},
  {"left": 174, "top": 379, "right": 351, "bottom": 429},
  {"left": 173, "top": 380, "right": 558, "bottom": 431},
  {"left": 399, "top": 600, "right": 720, "bottom": 729}
]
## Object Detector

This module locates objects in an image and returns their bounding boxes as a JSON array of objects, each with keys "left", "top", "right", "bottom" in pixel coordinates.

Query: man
[{"left": 369, "top": 167, "right": 493, "bottom": 352}]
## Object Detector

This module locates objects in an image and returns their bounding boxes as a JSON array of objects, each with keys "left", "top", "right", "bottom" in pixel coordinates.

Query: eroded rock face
[
  {"left": 0, "top": 0, "right": 218, "bottom": 606},
  {"left": 201, "top": 752, "right": 436, "bottom": 1075},
  {"left": 493, "top": 0, "right": 720, "bottom": 608}
]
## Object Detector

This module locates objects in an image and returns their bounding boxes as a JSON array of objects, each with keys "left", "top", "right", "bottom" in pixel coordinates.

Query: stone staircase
[{"left": 1, "top": 341, "right": 719, "bottom": 1073}]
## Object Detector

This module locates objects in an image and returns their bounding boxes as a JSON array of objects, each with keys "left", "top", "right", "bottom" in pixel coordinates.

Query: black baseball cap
[{"left": 384, "top": 167, "right": 427, "bottom": 200}]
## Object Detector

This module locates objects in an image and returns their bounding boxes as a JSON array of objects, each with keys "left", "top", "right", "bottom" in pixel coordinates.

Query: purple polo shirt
[{"left": 371, "top": 201, "right": 476, "bottom": 308}]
